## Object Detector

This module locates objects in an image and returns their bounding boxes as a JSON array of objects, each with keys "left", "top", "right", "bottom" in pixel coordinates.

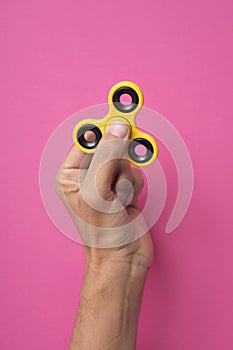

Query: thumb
[
  {"left": 104, "top": 120, "right": 130, "bottom": 140},
  {"left": 83, "top": 120, "right": 130, "bottom": 199}
]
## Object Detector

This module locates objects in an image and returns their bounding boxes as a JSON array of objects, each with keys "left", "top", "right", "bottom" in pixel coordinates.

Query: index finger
[{"left": 62, "top": 133, "right": 94, "bottom": 170}]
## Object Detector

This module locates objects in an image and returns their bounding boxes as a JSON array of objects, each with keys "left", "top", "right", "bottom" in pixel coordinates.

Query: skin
[{"left": 55, "top": 121, "right": 154, "bottom": 350}]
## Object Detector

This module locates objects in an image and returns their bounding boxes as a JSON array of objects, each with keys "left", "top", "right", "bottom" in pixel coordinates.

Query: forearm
[{"left": 69, "top": 259, "right": 148, "bottom": 350}]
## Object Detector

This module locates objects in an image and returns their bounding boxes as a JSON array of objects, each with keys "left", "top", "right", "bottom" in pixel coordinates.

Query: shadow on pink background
[{"left": 1, "top": 1, "right": 232, "bottom": 349}]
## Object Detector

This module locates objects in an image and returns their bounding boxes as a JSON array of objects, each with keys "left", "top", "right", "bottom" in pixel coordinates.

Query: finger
[
  {"left": 62, "top": 134, "right": 94, "bottom": 170},
  {"left": 113, "top": 159, "right": 134, "bottom": 207},
  {"left": 83, "top": 121, "right": 130, "bottom": 199},
  {"left": 132, "top": 167, "right": 145, "bottom": 198},
  {"left": 122, "top": 167, "right": 145, "bottom": 210},
  {"left": 114, "top": 164, "right": 145, "bottom": 208},
  {"left": 56, "top": 133, "right": 94, "bottom": 197}
]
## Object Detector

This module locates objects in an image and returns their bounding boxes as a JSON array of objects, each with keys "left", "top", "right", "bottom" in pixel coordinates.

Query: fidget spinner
[{"left": 73, "top": 81, "right": 158, "bottom": 167}]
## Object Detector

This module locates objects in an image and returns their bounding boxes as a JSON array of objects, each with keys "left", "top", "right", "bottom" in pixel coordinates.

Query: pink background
[{"left": 1, "top": 0, "right": 233, "bottom": 349}]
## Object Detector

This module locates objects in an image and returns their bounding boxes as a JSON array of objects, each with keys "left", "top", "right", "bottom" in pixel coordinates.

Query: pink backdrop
[{"left": 1, "top": 1, "right": 233, "bottom": 349}]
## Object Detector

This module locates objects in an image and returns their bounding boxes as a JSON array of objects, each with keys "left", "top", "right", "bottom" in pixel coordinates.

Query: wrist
[
  {"left": 82, "top": 231, "right": 154, "bottom": 286},
  {"left": 71, "top": 259, "right": 146, "bottom": 350},
  {"left": 81, "top": 258, "right": 147, "bottom": 328},
  {"left": 83, "top": 247, "right": 151, "bottom": 282}
]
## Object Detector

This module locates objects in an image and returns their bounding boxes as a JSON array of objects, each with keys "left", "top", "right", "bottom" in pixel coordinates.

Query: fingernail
[{"left": 107, "top": 121, "right": 130, "bottom": 138}]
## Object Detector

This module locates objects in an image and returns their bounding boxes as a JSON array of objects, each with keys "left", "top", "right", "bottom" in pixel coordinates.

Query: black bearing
[
  {"left": 128, "top": 138, "right": 154, "bottom": 164},
  {"left": 112, "top": 86, "right": 139, "bottom": 113},
  {"left": 77, "top": 124, "right": 102, "bottom": 149}
]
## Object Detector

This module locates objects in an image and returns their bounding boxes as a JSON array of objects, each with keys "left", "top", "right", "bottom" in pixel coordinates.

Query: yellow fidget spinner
[{"left": 73, "top": 81, "right": 158, "bottom": 167}]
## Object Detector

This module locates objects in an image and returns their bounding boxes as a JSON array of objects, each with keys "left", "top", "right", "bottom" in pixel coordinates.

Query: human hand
[{"left": 55, "top": 120, "right": 154, "bottom": 277}]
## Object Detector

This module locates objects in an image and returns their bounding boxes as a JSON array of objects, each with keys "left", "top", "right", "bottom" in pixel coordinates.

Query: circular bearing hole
[
  {"left": 135, "top": 144, "right": 147, "bottom": 156},
  {"left": 128, "top": 138, "right": 154, "bottom": 164},
  {"left": 84, "top": 130, "right": 96, "bottom": 142},
  {"left": 77, "top": 124, "right": 102, "bottom": 149},
  {"left": 112, "top": 87, "right": 139, "bottom": 113},
  {"left": 119, "top": 93, "right": 133, "bottom": 106}
]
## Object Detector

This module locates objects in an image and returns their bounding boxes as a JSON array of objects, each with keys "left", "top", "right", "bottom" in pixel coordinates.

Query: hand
[{"left": 55, "top": 121, "right": 154, "bottom": 276}]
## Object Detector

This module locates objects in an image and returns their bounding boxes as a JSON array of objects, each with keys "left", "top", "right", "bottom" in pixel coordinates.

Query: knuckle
[{"left": 54, "top": 166, "right": 79, "bottom": 199}]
